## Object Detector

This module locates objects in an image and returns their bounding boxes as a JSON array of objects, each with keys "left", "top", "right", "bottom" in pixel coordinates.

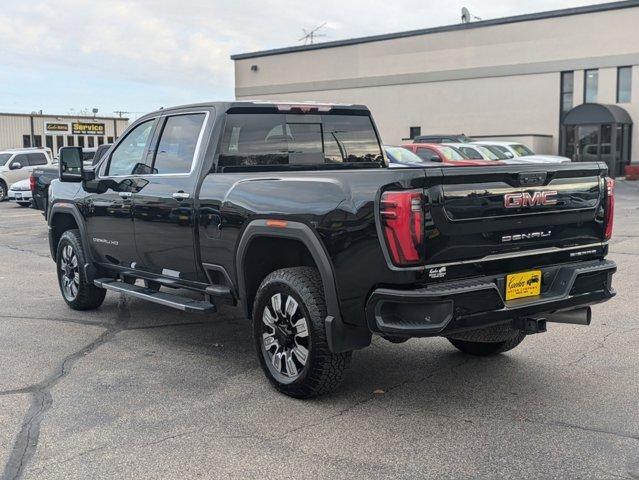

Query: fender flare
[
  {"left": 48, "top": 202, "right": 97, "bottom": 281},
  {"left": 235, "top": 219, "right": 371, "bottom": 353}
]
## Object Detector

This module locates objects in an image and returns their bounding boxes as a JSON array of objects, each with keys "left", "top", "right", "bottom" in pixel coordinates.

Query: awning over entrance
[
  {"left": 561, "top": 103, "right": 633, "bottom": 178},
  {"left": 562, "top": 103, "right": 633, "bottom": 126}
]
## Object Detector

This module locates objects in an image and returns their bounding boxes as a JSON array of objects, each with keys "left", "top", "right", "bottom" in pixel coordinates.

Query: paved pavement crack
[
  {"left": 563, "top": 327, "right": 628, "bottom": 367},
  {"left": 0, "top": 314, "right": 113, "bottom": 329},
  {"left": 522, "top": 418, "right": 639, "bottom": 442},
  {"left": 0, "top": 244, "right": 49, "bottom": 259},
  {"left": 1, "top": 295, "right": 131, "bottom": 480}
]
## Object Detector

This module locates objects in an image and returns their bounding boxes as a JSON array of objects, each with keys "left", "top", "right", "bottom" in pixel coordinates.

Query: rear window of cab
[{"left": 217, "top": 113, "right": 383, "bottom": 171}]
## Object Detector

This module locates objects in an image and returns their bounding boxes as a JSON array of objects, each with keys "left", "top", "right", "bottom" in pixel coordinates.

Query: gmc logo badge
[{"left": 504, "top": 191, "right": 558, "bottom": 209}]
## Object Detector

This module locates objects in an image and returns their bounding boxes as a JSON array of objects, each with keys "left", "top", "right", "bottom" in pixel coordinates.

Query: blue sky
[{"left": 0, "top": 0, "right": 611, "bottom": 120}]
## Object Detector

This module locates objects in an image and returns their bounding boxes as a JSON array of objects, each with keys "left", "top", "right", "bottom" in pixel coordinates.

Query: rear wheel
[
  {"left": 253, "top": 267, "right": 351, "bottom": 398},
  {"left": 56, "top": 229, "right": 106, "bottom": 310}
]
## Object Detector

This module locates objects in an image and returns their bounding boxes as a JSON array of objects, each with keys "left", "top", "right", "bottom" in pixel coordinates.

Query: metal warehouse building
[
  {"left": 232, "top": 1, "right": 638, "bottom": 176},
  {"left": 0, "top": 113, "right": 129, "bottom": 157}
]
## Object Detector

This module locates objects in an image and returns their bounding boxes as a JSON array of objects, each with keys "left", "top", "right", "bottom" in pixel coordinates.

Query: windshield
[
  {"left": 438, "top": 146, "right": 466, "bottom": 161},
  {"left": 511, "top": 144, "right": 535, "bottom": 156},
  {"left": 0, "top": 153, "right": 13, "bottom": 166},
  {"left": 485, "top": 145, "right": 514, "bottom": 159},
  {"left": 385, "top": 146, "right": 428, "bottom": 165}
]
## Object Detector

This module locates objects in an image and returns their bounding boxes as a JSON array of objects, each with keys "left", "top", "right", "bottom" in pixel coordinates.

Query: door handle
[
  {"left": 172, "top": 192, "right": 190, "bottom": 200},
  {"left": 119, "top": 191, "right": 133, "bottom": 198}
]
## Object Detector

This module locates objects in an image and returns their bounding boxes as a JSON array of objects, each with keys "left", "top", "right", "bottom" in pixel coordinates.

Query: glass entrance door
[{"left": 576, "top": 125, "right": 600, "bottom": 163}]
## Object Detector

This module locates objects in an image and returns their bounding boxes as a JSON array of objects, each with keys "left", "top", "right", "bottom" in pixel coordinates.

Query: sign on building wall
[
  {"left": 72, "top": 122, "right": 105, "bottom": 135},
  {"left": 44, "top": 122, "right": 70, "bottom": 134}
]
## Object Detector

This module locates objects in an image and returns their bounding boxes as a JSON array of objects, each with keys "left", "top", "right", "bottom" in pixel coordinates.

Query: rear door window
[
  {"left": 28, "top": 153, "right": 48, "bottom": 166},
  {"left": 218, "top": 113, "right": 382, "bottom": 170},
  {"left": 152, "top": 113, "right": 206, "bottom": 174}
]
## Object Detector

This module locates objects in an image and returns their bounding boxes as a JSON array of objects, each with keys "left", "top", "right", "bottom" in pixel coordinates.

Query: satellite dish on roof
[
  {"left": 461, "top": 7, "right": 471, "bottom": 23},
  {"left": 461, "top": 7, "right": 482, "bottom": 23}
]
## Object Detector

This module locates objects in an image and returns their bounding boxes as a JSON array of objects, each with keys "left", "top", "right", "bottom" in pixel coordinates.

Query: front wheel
[
  {"left": 0, "top": 181, "right": 6, "bottom": 201},
  {"left": 56, "top": 229, "right": 106, "bottom": 310},
  {"left": 253, "top": 267, "right": 351, "bottom": 398}
]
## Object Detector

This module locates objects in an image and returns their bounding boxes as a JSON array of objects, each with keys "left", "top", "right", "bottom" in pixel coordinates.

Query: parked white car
[
  {"left": 7, "top": 179, "right": 32, "bottom": 207},
  {"left": 0, "top": 148, "right": 53, "bottom": 201},
  {"left": 472, "top": 141, "right": 571, "bottom": 163}
]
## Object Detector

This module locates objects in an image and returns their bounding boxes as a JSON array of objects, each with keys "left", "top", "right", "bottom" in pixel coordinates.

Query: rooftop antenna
[
  {"left": 461, "top": 7, "right": 482, "bottom": 24},
  {"left": 298, "top": 22, "right": 327, "bottom": 45}
]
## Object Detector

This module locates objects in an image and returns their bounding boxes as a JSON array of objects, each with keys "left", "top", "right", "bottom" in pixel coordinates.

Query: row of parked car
[
  {"left": 0, "top": 145, "right": 110, "bottom": 207},
  {"left": 0, "top": 134, "right": 568, "bottom": 209},
  {"left": 385, "top": 134, "right": 570, "bottom": 168}
]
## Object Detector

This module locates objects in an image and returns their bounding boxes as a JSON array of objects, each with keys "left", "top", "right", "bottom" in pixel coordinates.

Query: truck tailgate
[{"left": 423, "top": 163, "right": 607, "bottom": 265}]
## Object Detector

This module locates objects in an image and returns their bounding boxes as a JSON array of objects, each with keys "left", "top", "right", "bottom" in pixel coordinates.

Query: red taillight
[
  {"left": 29, "top": 175, "right": 36, "bottom": 192},
  {"left": 380, "top": 189, "right": 425, "bottom": 266},
  {"left": 604, "top": 177, "right": 614, "bottom": 240}
]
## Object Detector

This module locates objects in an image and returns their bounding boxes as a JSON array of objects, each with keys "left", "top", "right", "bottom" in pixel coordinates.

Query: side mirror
[
  {"left": 59, "top": 147, "right": 84, "bottom": 182},
  {"left": 9, "top": 162, "right": 22, "bottom": 170}
]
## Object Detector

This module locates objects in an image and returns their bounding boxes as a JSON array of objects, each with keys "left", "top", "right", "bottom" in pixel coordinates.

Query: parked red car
[{"left": 401, "top": 143, "right": 502, "bottom": 166}]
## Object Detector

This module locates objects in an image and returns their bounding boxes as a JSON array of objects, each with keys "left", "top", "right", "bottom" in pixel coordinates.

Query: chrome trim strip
[{"left": 422, "top": 242, "right": 607, "bottom": 270}]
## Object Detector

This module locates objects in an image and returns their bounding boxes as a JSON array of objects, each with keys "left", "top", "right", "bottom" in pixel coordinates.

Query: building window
[
  {"left": 97, "top": 136, "right": 104, "bottom": 146},
  {"left": 22, "top": 135, "right": 31, "bottom": 148},
  {"left": 56, "top": 136, "right": 64, "bottom": 152},
  {"left": 561, "top": 71, "right": 574, "bottom": 114},
  {"left": 409, "top": 126, "right": 421, "bottom": 139},
  {"left": 78, "top": 136, "right": 85, "bottom": 147},
  {"left": 34, "top": 135, "right": 42, "bottom": 147},
  {"left": 88, "top": 136, "right": 95, "bottom": 147},
  {"left": 45, "top": 135, "right": 53, "bottom": 151},
  {"left": 67, "top": 136, "right": 74, "bottom": 146},
  {"left": 584, "top": 69, "right": 598, "bottom": 103},
  {"left": 617, "top": 66, "right": 632, "bottom": 103},
  {"left": 107, "top": 136, "right": 114, "bottom": 143}
]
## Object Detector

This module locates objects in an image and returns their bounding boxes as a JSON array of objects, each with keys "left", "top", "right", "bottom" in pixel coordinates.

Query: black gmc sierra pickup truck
[{"left": 48, "top": 101, "right": 616, "bottom": 398}]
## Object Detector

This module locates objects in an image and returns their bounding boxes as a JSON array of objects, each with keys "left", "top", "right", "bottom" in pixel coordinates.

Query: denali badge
[
  {"left": 504, "top": 191, "right": 558, "bottom": 208},
  {"left": 428, "top": 266, "right": 446, "bottom": 279},
  {"left": 502, "top": 231, "right": 551, "bottom": 242}
]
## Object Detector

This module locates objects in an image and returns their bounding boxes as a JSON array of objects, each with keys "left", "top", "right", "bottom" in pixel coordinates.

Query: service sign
[
  {"left": 72, "top": 122, "right": 105, "bottom": 136},
  {"left": 44, "top": 122, "right": 70, "bottom": 134}
]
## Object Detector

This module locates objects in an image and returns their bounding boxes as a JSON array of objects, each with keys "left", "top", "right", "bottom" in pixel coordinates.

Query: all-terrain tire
[
  {"left": 448, "top": 331, "right": 526, "bottom": 356},
  {"left": 252, "top": 267, "right": 351, "bottom": 398},
  {"left": 56, "top": 229, "right": 106, "bottom": 310}
]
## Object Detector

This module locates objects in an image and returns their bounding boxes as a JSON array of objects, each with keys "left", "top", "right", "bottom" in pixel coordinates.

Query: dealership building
[
  {"left": 232, "top": 1, "right": 638, "bottom": 176},
  {"left": 0, "top": 112, "right": 129, "bottom": 157}
]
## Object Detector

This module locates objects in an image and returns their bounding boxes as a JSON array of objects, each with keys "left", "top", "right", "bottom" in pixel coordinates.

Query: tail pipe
[{"left": 544, "top": 307, "right": 592, "bottom": 326}]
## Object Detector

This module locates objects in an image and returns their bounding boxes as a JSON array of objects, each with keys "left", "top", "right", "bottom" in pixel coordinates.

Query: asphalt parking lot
[{"left": 0, "top": 182, "right": 638, "bottom": 480}]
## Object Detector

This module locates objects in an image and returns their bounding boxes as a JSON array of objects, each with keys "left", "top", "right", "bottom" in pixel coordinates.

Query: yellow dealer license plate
[{"left": 505, "top": 270, "right": 541, "bottom": 301}]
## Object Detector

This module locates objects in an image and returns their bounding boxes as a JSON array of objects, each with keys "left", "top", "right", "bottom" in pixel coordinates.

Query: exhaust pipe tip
[{"left": 545, "top": 307, "right": 592, "bottom": 326}]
